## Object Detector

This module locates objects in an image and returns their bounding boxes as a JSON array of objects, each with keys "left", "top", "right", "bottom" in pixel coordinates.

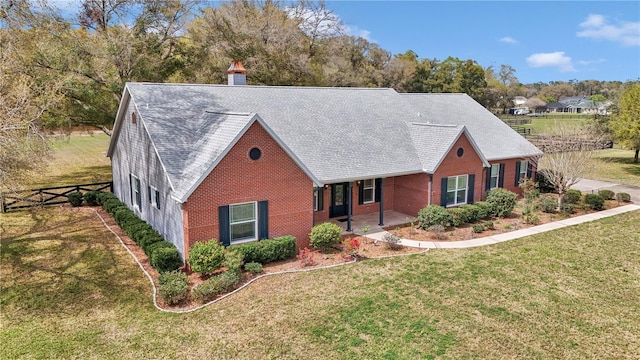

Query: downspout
[
  {"left": 346, "top": 182, "right": 352, "bottom": 232},
  {"left": 428, "top": 174, "right": 433, "bottom": 205},
  {"left": 378, "top": 178, "right": 384, "bottom": 226}
]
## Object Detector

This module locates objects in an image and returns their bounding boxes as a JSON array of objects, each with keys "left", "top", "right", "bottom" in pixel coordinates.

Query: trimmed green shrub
[
  {"left": 114, "top": 208, "right": 139, "bottom": 228},
  {"left": 562, "top": 189, "right": 582, "bottom": 205},
  {"left": 584, "top": 194, "right": 605, "bottom": 210},
  {"left": 447, "top": 207, "right": 466, "bottom": 227},
  {"left": 417, "top": 205, "right": 453, "bottom": 229},
  {"left": 151, "top": 246, "right": 183, "bottom": 272},
  {"left": 309, "top": 222, "right": 342, "bottom": 250},
  {"left": 158, "top": 271, "right": 189, "bottom": 306},
  {"left": 459, "top": 204, "right": 481, "bottom": 223},
  {"left": 539, "top": 194, "right": 558, "bottom": 213},
  {"left": 68, "top": 192, "right": 83, "bottom": 207},
  {"left": 188, "top": 240, "right": 226, "bottom": 274},
  {"left": 474, "top": 201, "right": 493, "bottom": 220},
  {"left": 96, "top": 192, "right": 117, "bottom": 206},
  {"left": 244, "top": 262, "right": 263, "bottom": 274},
  {"left": 84, "top": 191, "right": 100, "bottom": 206},
  {"left": 486, "top": 188, "right": 518, "bottom": 217},
  {"left": 616, "top": 192, "right": 631, "bottom": 203},
  {"left": 192, "top": 271, "right": 241, "bottom": 303},
  {"left": 229, "top": 235, "right": 296, "bottom": 264},
  {"left": 139, "top": 232, "right": 163, "bottom": 253},
  {"left": 598, "top": 189, "right": 615, "bottom": 200},
  {"left": 126, "top": 223, "right": 155, "bottom": 244},
  {"left": 535, "top": 171, "right": 556, "bottom": 193},
  {"left": 223, "top": 250, "right": 244, "bottom": 275},
  {"left": 483, "top": 221, "right": 495, "bottom": 230},
  {"left": 560, "top": 203, "right": 575, "bottom": 214},
  {"left": 103, "top": 199, "right": 126, "bottom": 215},
  {"left": 472, "top": 224, "right": 484, "bottom": 233}
]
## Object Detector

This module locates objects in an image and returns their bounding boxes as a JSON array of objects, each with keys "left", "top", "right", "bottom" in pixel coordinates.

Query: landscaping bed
[
  {"left": 387, "top": 194, "right": 624, "bottom": 242},
  {"left": 93, "top": 206, "right": 424, "bottom": 311}
]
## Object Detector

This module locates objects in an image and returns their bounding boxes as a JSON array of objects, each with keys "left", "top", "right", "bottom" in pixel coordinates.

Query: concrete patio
[{"left": 326, "top": 210, "right": 417, "bottom": 235}]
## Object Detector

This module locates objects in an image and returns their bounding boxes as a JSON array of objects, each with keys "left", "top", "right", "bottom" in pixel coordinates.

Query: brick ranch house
[{"left": 107, "top": 65, "right": 542, "bottom": 261}]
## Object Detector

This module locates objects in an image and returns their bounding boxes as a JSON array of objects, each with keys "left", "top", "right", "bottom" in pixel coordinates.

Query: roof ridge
[
  {"left": 410, "top": 122, "right": 460, "bottom": 128},
  {"left": 128, "top": 82, "right": 394, "bottom": 91}
]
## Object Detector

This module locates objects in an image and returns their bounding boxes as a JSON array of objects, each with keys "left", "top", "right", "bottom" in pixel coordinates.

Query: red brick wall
[
  {"left": 352, "top": 178, "right": 395, "bottom": 215},
  {"left": 432, "top": 134, "right": 486, "bottom": 207},
  {"left": 182, "top": 121, "right": 314, "bottom": 256},
  {"left": 487, "top": 158, "right": 537, "bottom": 196},
  {"left": 393, "top": 173, "right": 431, "bottom": 216}
]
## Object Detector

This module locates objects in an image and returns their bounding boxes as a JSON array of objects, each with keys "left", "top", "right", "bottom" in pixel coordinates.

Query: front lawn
[
  {"left": 2, "top": 207, "right": 639, "bottom": 359},
  {"left": 585, "top": 148, "right": 640, "bottom": 187}
]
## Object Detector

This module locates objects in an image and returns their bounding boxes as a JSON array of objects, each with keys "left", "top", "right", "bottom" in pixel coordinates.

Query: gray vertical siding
[{"left": 110, "top": 98, "right": 186, "bottom": 260}]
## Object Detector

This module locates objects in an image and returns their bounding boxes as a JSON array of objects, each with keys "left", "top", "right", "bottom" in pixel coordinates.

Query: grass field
[
  {"left": 2, "top": 208, "right": 639, "bottom": 359},
  {"left": 26, "top": 133, "right": 112, "bottom": 188},
  {"left": 586, "top": 148, "right": 640, "bottom": 187}
]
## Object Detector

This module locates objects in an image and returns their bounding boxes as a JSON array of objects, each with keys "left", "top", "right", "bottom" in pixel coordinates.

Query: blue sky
[{"left": 325, "top": 1, "right": 640, "bottom": 84}]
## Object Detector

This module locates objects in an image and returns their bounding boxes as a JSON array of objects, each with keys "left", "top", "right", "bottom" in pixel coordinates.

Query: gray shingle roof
[
  {"left": 109, "top": 83, "right": 542, "bottom": 202},
  {"left": 399, "top": 93, "right": 542, "bottom": 161},
  {"left": 408, "top": 124, "right": 489, "bottom": 173}
]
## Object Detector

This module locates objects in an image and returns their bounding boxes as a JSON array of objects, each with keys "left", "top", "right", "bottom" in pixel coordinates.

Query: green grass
[
  {"left": 2, "top": 208, "right": 639, "bottom": 359},
  {"left": 26, "top": 133, "right": 112, "bottom": 188},
  {"left": 585, "top": 148, "right": 640, "bottom": 187}
]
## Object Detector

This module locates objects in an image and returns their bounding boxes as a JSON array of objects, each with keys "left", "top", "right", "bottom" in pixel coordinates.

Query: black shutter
[
  {"left": 358, "top": 181, "right": 364, "bottom": 205},
  {"left": 467, "top": 174, "right": 475, "bottom": 204},
  {"left": 258, "top": 200, "right": 268, "bottom": 240},
  {"left": 498, "top": 164, "right": 505, "bottom": 188},
  {"left": 317, "top": 187, "right": 324, "bottom": 211},
  {"left": 440, "top": 177, "right": 448, "bottom": 207},
  {"left": 129, "top": 174, "right": 133, "bottom": 205},
  {"left": 155, "top": 190, "right": 160, "bottom": 209},
  {"left": 219, "top": 205, "right": 230, "bottom": 246},
  {"left": 527, "top": 162, "right": 533, "bottom": 178},
  {"left": 374, "top": 178, "right": 382, "bottom": 203},
  {"left": 514, "top": 161, "right": 521, "bottom": 187},
  {"left": 485, "top": 167, "right": 492, "bottom": 191}
]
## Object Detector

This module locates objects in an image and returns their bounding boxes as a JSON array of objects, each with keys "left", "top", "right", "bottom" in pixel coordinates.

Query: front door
[{"left": 329, "top": 182, "right": 348, "bottom": 218}]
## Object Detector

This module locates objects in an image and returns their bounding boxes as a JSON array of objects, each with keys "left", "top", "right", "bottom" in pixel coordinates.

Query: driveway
[{"left": 571, "top": 178, "right": 640, "bottom": 204}]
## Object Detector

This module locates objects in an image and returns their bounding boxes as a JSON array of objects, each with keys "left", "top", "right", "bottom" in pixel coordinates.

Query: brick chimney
[{"left": 227, "top": 60, "right": 246, "bottom": 86}]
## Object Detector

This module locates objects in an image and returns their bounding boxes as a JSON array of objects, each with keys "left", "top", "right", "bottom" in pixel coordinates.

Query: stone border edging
[{"left": 95, "top": 210, "right": 429, "bottom": 314}]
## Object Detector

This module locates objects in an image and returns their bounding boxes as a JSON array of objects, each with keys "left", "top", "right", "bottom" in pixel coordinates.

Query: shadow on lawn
[
  {"left": 600, "top": 156, "right": 640, "bottom": 177},
  {"left": 1, "top": 209, "right": 147, "bottom": 316},
  {"left": 31, "top": 165, "right": 112, "bottom": 188}
]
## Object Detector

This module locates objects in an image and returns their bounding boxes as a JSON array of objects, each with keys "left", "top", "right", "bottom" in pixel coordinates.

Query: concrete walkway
[{"left": 363, "top": 204, "right": 640, "bottom": 249}]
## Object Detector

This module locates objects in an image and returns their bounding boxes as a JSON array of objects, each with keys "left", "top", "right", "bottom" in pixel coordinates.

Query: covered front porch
[{"left": 327, "top": 210, "right": 416, "bottom": 235}]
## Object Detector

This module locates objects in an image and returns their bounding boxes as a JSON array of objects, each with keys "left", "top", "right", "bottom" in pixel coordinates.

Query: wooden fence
[{"left": 1, "top": 181, "right": 112, "bottom": 213}]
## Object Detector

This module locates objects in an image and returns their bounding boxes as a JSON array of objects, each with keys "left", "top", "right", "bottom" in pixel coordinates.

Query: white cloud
[
  {"left": 577, "top": 14, "right": 640, "bottom": 47},
  {"left": 526, "top": 52, "right": 576, "bottom": 72},
  {"left": 577, "top": 58, "right": 606, "bottom": 66},
  {"left": 344, "top": 25, "right": 372, "bottom": 41},
  {"left": 499, "top": 36, "right": 519, "bottom": 44}
]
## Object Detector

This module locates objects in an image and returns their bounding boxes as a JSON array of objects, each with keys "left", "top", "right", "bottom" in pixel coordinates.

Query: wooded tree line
[
  {"left": 1, "top": 0, "right": 639, "bottom": 186},
  {"left": 3, "top": 0, "right": 637, "bottom": 131}
]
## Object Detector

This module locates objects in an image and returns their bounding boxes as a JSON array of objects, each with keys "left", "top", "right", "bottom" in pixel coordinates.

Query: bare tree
[{"left": 532, "top": 122, "right": 608, "bottom": 208}]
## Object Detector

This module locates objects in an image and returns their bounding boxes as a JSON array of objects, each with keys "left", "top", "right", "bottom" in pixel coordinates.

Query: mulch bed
[{"left": 86, "top": 196, "right": 623, "bottom": 311}]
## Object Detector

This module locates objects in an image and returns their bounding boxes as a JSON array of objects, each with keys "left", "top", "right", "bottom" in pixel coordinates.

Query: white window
[
  {"left": 446, "top": 175, "right": 467, "bottom": 206},
  {"left": 130, "top": 175, "right": 141, "bottom": 208},
  {"left": 149, "top": 186, "right": 160, "bottom": 210},
  {"left": 490, "top": 164, "right": 500, "bottom": 189},
  {"left": 229, "top": 202, "right": 257, "bottom": 243},
  {"left": 313, "top": 189, "right": 319, "bottom": 211},
  {"left": 518, "top": 160, "right": 527, "bottom": 182},
  {"left": 362, "top": 179, "right": 375, "bottom": 204}
]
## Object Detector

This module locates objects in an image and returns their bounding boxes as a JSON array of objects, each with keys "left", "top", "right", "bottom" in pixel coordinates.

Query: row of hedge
[
  {"left": 96, "top": 192, "right": 182, "bottom": 272},
  {"left": 418, "top": 188, "right": 518, "bottom": 229},
  {"left": 228, "top": 235, "right": 297, "bottom": 264}
]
